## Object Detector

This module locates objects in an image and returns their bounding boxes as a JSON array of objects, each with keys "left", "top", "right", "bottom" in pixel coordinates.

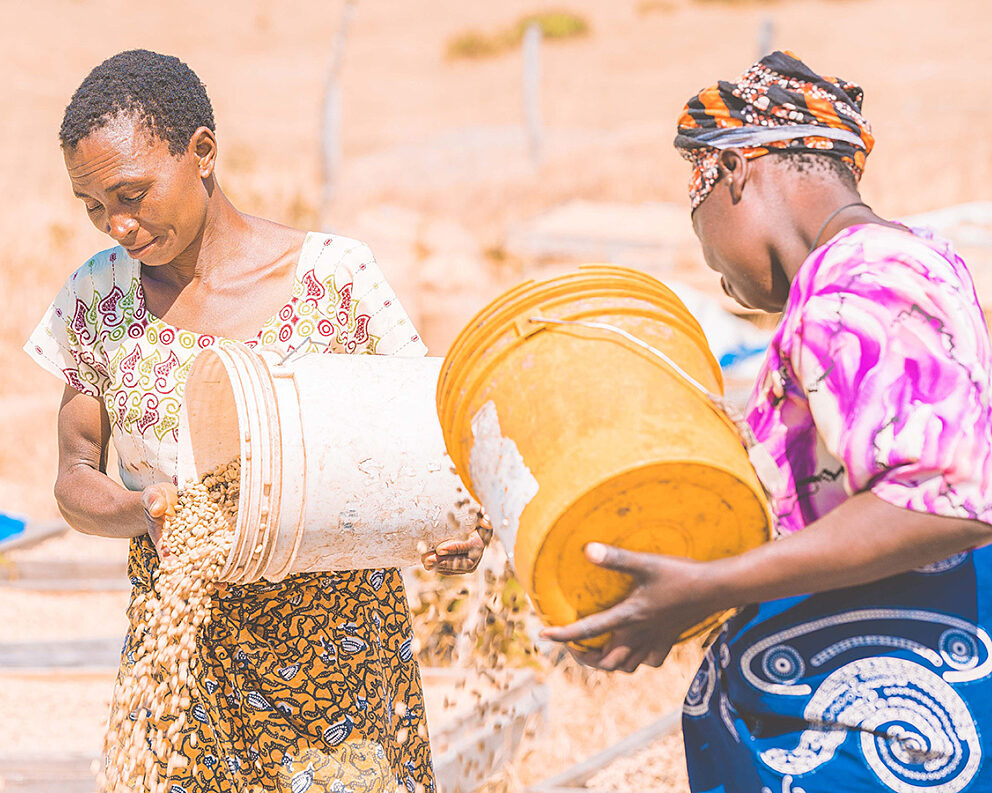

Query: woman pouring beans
[
  {"left": 542, "top": 51, "right": 992, "bottom": 793},
  {"left": 26, "top": 49, "right": 488, "bottom": 793}
]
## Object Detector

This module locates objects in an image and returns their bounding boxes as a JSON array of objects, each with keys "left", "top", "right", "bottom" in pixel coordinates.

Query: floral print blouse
[{"left": 25, "top": 232, "right": 426, "bottom": 492}]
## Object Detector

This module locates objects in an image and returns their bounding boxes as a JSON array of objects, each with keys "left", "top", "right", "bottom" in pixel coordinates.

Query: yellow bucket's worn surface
[{"left": 437, "top": 266, "right": 771, "bottom": 647}]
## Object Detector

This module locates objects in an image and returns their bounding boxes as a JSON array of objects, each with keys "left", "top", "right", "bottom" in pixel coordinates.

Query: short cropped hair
[
  {"left": 770, "top": 150, "right": 857, "bottom": 190},
  {"left": 59, "top": 49, "right": 215, "bottom": 156}
]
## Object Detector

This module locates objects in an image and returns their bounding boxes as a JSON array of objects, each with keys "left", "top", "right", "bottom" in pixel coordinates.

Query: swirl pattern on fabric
[{"left": 117, "top": 536, "right": 432, "bottom": 793}]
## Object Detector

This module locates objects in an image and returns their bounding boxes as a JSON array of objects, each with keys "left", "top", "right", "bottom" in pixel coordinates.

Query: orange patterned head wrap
[{"left": 674, "top": 51, "right": 874, "bottom": 210}]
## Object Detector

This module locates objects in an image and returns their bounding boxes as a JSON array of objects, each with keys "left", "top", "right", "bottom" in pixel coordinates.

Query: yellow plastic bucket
[{"left": 437, "top": 265, "right": 772, "bottom": 646}]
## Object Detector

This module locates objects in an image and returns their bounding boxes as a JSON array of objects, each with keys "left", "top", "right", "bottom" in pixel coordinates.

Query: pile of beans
[
  {"left": 101, "top": 460, "right": 240, "bottom": 793},
  {"left": 584, "top": 730, "right": 688, "bottom": 792}
]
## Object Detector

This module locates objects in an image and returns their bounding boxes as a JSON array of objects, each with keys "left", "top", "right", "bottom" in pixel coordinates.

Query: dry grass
[
  {"left": 517, "top": 11, "right": 590, "bottom": 40},
  {"left": 447, "top": 31, "right": 504, "bottom": 60},
  {"left": 446, "top": 10, "right": 590, "bottom": 60},
  {"left": 636, "top": 0, "right": 680, "bottom": 13}
]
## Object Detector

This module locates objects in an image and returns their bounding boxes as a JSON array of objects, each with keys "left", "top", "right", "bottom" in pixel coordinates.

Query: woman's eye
[
  {"left": 85, "top": 203, "right": 101, "bottom": 214},
  {"left": 120, "top": 191, "right": 146, "bottom": 204}
]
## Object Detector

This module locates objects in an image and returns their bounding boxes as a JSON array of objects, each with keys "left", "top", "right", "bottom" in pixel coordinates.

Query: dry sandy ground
[{"left": 2, "top": 0, "right": 990, "bottom": 789}]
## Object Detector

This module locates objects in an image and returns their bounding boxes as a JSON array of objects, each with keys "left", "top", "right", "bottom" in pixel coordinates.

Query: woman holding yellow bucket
[
  {"left": 544, "top": 52, "right": 992, "bottom": 793},
  {"left": 25, "top": 50, "right": 486, "bottom": 793}
]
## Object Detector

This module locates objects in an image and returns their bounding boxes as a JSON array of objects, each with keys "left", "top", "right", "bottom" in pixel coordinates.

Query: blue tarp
[
  {"left": 0, "top": 512, "right": 27, "bottom": 544},
  {"left": 666, "top": 281, "right": 772, "bottom": 380}
]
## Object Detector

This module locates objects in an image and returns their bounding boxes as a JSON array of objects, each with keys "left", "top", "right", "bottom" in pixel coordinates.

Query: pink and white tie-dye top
[{"left": 746, "top": 223, "right": 992, "bottom": 534}]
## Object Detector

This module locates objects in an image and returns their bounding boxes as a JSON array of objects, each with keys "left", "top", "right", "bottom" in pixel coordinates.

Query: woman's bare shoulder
[{"left": 244, "top": 214, "right": 309, "bottom": 251}]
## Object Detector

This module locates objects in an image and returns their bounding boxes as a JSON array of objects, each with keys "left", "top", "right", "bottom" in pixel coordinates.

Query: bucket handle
[
  {"left": 527, "top": 316, "right": 785, "bottom": 496},
  {"left": 274, "top": 335, "right": 335, "bottom": 367}
]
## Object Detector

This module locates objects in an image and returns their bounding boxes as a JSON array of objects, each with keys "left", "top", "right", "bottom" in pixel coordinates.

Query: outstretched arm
[{"left": 542, "top": 493, "right": 992, "bottom": 672}]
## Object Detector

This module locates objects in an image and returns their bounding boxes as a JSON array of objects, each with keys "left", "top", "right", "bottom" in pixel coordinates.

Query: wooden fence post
[
  {"left": 523, "top": 21, "right": 544, "bottom": 168},
  {"left": 321, "top": 0, "right": 359, "bottom": 229},
  {"left": 757, "top": 16, "right": 774, "bottom": 60}
]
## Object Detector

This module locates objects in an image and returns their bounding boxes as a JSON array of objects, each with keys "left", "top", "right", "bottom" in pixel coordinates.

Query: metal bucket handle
[
  {"left": 528, "top": 316, "right": 784, "bottom": 497},
  {"left": 275, "top": 335, "right": 335, "bottom": 367}
]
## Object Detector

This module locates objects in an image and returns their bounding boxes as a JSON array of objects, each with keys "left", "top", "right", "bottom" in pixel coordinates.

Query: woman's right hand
[{"left": 142, "top": 483, "right": 178, "bottom": 557}]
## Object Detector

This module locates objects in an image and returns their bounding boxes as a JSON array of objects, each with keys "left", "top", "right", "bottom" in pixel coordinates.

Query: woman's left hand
[
  {"left": 422, "top": 513, "right": 493, "bottom": 575},
  {"left": 540, "top": 543, "right": 719, "bottom": 673}
]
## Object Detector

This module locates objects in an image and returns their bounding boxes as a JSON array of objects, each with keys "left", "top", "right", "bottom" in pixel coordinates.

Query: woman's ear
[
  {"left": 189, "top": 126, "right": 218, "bottom": 180},
  {"left": 718, "top": 148, "right": 749, "bottom": 205}
]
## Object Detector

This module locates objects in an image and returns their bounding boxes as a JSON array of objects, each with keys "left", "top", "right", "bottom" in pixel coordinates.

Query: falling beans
[{"left": 102, "top": 460, "right": 240, "bottom": 792}]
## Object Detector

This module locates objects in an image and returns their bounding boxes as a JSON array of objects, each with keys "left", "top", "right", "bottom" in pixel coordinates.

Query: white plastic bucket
[{"left": 177, "top": 344, "right": 478, "bottom": 583}]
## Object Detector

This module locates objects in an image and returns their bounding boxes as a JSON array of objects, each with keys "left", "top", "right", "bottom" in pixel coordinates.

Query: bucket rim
[
  {"left": 439, "top": 269, "right": 709, "bottom": 387},
  {"left": 439, "top": 301, "right": 723, "bottom": 483},
  {"left": 444, "top": 270, "right": 700, "bottom": 370},
  {"left": 438, "top": 294, "right": 711, "bottom": 441},
  {"left": 183, "top": 346, "right": 251, "bottom": 582},
  {"left": 184, "top": 342, "right": 282, "bottom": 585},
  {"left": 236, "top": 345, "right": 284, "bottom": 584},
  {"left": 437, "top": 268, "right": 714, "bottom": 440},
  {"left": 443, "top": 280, "right": 699, "bottom": 381}
]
